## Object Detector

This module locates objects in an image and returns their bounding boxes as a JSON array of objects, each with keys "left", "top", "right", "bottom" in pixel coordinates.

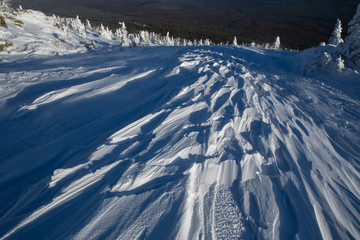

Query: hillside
[
  {"left": 10, "top": 0, "right": 359, "bottom": 49},
  {"left": 1, "top": 4, "right": 360, "bottom": 240}
]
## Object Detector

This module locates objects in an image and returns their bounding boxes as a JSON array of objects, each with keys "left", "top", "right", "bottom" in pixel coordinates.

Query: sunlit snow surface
[{"left": 1, "top": 11, "right": 360, "bottom": 240}]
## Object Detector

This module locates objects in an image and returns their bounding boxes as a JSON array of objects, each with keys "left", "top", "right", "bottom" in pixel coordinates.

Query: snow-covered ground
[{"left": 1, "top": 5, "right": 360, "bottom": 240}]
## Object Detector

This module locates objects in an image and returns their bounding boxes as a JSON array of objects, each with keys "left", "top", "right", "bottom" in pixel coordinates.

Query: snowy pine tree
[
  {"left": 329, "top": 19, "right": 344, "bottom": 46},
  {"left": 336, "top": 56, "right": 345, "bottom": 72},
  {"left": 342, "top": 4, "right": 360, "bottom": 66},
  {"left": 99, "top": 24, "right": 114, "bottom": 40},
  {"left": 85, "top": 19, "right": 92, "bottom": 31},
  {"left": 115, "top": 22, "right": 129, "bottom": 46},
  {"left": 70, "top": 16, "right": 85, "bottom": 36},
  {"left": 233, "top": 36, "right": 238, "bottom": 46},
  {"left": 272, "top": 36, "right": 280, "bottom": 49}
]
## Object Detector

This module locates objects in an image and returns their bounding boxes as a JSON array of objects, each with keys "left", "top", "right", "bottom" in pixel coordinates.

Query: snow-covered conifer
[
  {"left": 164, "top": 32, "right": 175, "bottom": 46},
  {"left": 0, "top": 0, "right": 11, "bottom": 12},
  {"left": 99, "top": 24, "right": 113, "bottom": 40},
  {"left": 329, "top": 19, "right": 344, "bottom": 46},
  {"left": 342, "top": 4, "right": 360, "bottom": 66},
  {"left": 71, "top": 16, "right": 85, "bottom": 36},
  {"left": 272, "top": 36, "right": 280, "bottom": 50},
  {"left": 139, "top": 31, "right": 150, "bottom": 46},
  {"left": 233, "top": 36, "right": 238, "bottom": 46},
  {"left": 115, "top": 22, "right": 129, "bottom": 46},
  {"left": 85, "top": 19, "right": 92, "bottom": 31},
  {"left": 150, "top": 32, "right": 158, "bottom": 45},
  {"left": 336, "top": 56, "right": 345, "bottom": 72}
]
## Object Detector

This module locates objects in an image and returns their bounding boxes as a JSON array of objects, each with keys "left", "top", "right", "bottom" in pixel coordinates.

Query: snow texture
[{"left": 1, "top": 4, "right": 360, "bottom": 240}]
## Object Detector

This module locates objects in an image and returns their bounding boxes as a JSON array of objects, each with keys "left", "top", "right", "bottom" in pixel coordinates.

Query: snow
[
  {"left": 328, "top": 19, "right": 344, "bottom": 46},
  {"left": 1, "top": 5, "right": 360, "bottom": 240}
]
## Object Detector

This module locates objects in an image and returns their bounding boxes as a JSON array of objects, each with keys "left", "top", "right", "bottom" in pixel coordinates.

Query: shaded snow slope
[{"left": 1, "top": 44, "right": 360, "bottom": 240}]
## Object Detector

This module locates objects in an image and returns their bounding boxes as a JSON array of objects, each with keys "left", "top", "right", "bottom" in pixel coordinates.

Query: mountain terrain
[
  {"left": 0, "top": 3, "right": 360, "bottom": 240},
  {"left": 9, "top": 0, "right": 359, "bottom": 49}
]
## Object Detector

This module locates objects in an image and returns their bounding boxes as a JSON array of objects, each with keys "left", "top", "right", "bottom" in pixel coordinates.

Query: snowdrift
[{"left": 1, "top": 4, "right": 360, "bottom": 240}]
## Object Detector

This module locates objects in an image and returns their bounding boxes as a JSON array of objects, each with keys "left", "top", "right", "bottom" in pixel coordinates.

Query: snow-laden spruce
[
  {"left": 342, "top": 3, "right": 360, "bottom": 66},
  {"left": 1, "top": 3, "right": 360, "bottom": 240},
  {"left": 272, "top": 36, "right": 281, "bottom": 49},
  {"left": 233, "top": 36, "right": 238, "bottom": 46},
  {"left": 328, "top": 19, "right": 344, "bottom": 46}
]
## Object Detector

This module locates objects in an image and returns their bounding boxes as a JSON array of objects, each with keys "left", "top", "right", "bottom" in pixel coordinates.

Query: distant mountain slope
[{"left": 1, "top": 5, "right": 360, "bottom": 240}]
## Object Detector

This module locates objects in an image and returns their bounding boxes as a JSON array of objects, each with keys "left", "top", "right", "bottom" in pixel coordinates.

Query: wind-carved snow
[
  {"left": 20, "top": 69, "right": 156, "bottom": 110},
  {"left": 1, "top": 45, "right": 360, "bottom": 240}
]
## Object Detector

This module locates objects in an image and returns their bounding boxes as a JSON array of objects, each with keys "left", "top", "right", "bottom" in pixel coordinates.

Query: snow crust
[{"left": 1, "top": 6, "right": 360, "bottom": 240}]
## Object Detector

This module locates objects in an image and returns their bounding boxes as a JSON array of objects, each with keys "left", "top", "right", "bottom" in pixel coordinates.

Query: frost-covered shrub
[
  {"left": 0, "top": 0, "right": 11, "bottom": 13},
  {"left": 302, "top": 48, "right": 347, "bottom": 75},
  {"left": 0, "top": 40, "right": 13, "bottom": 51},
  {"left": 0, "top": 15, "right": 6, "bottom": 28}
]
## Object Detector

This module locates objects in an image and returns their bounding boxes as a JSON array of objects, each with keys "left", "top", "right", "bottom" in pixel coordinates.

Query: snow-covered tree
[
  {"left": 99, "top": 24, "right": 114, "bottom": 40},
  {"left": 164, "top": 32, "right": 174, "bottom": 46},
  {"left": 336, "top": 56, "right": 345, "bottom": 72},
  {"left": 115, "top": 22, "right": 129, "bottom": 46},
  {"left": 329, "top": 19, "right": 344, "bottom": 46},
  {"left": 70, "top": 16, "right": 85, "bottom": 36},
  {"left": 321, "top": 51, "right": 332, "bottom": 69},
  {"left": 272, "top": 36, "right": 280, "bottom": 50},
  {"left": 85, "top": 19, "right": 92, "bottom": 31},
  {"left": 0, "top": 0, "right": 11, "bottom": 12},
  {"left": 342, "top": 4, "right": 360, "bottom": 66},
  {"left": 233, "top": 36, "right": 238, "bottom": 46},
  {"left": 139, "top": 31, "right": 150, "bottom": 46}
]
